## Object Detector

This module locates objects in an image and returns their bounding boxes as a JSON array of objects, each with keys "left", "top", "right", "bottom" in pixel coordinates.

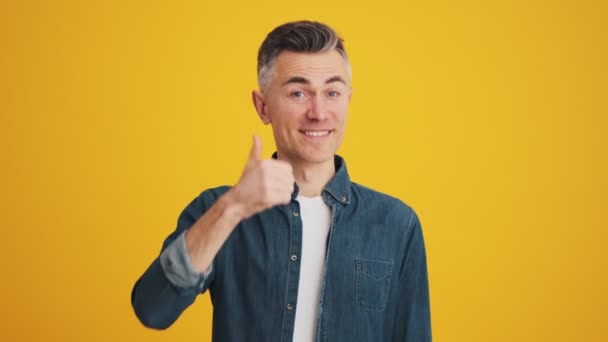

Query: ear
[
  {"left": 348, "top": 87, "right": 353, "bottom": 103},
  {"left": 252, "top": 90, "right": 271, "bottom": 125}
]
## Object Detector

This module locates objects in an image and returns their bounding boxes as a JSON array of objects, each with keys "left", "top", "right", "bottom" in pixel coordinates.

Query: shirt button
[
  {"left": 290, "top": 254, "right": 297, "bottom": 261},
  {"left": 292, "top": 211, "right": 299, "bottom": 217},
  {"left": 340, "top": 195, "right": 346, "bottom": 203},
  {"left": 287, "top": 303, "right": 293, "bottom": 310}
]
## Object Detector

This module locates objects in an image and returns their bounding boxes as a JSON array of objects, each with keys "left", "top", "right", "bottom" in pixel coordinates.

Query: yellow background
[{"left": 1, "top": 0, "right": 606, "bottom": 341}]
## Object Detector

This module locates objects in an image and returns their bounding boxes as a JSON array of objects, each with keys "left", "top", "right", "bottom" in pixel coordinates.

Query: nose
[{"left": 306, "top": 96, "right": 328, "bottom": 121}]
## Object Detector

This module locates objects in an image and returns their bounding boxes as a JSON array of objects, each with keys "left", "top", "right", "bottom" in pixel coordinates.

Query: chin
[{"left": 298, "top": 150, "right": 335, "bottom": 165}]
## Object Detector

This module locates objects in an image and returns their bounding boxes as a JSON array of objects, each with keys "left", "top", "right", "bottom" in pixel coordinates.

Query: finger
[
  {"left": 270, "top": 160, "right": 294, "bottom": 176},
  {"left": 248, "top": 135, "right": 262, "bottom": 163},
  {"left": 266, "top": 167, "right": 294, "bottom": 185},
  {"left": 278, "top": 175, "right": 296, "bottom": 192},
  {"left": 273, "top": 159, "right": 293, "bottom": 170},
  {"left": 275, "top": 172, "right": 295, "bottom": 187},
  {"left": 269, "top": 179, "right": 295, "bottom": 197},
  {"left": 268, "top": 184, "right": 294, "bottom": 205}
]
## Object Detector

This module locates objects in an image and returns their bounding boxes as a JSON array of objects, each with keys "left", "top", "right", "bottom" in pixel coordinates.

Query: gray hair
[{"left": 257, "top": 20, "right": 351, "bottom": 92}]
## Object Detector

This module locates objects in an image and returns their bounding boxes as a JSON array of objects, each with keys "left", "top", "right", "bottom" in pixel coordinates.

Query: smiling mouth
[{"left": 299, "top": 130, "right": 332, "bottom": 137}]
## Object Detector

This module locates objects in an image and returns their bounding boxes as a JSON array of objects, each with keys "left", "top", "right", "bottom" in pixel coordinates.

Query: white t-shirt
[{"left": 293, "top": 195, "right": 332, "bottom": 342}]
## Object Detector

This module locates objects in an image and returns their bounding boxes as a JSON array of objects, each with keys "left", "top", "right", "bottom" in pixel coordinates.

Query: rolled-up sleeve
[
  {"left": 131, "top": 187, "right": 227, "bottom": 329},
  {"left": 160, "top": 230, "right": 213, "bottom": 289}
]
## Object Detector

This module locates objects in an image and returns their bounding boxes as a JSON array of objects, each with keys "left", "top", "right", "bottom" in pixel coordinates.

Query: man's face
[{"left": 253, "top": 50, "right": 352, "bottom": 166}]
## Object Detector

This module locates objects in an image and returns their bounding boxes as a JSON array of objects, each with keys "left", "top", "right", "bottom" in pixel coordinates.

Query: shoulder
[
  {"left": 350, "top": 182, "right": 419, "bottom": 230},
  {"left": 198, "top": 185, "right": 232, "bottom": 202},
  {"left": 195, "top": 185, "right": 232, "bottom": 206},
  {"left": 179, "top": 185, "right": 233, "bottom": 218},
  {"left": 350, "top": 181, "right": 413, "bottom": 212}
]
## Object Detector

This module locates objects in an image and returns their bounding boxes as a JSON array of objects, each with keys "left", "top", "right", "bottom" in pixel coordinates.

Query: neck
[{"left": 277, "top": 155, "right": 336, "bottom": 197}]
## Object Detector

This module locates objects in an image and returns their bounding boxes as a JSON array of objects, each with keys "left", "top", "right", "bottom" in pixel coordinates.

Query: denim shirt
[{"left": 131, "top": 155, "right": 432, "bottom": 341}]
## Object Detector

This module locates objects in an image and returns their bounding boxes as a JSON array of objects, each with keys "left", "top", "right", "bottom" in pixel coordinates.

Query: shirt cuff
[{"left": 160, "top": 230, "right": 213, "bottom": 289}]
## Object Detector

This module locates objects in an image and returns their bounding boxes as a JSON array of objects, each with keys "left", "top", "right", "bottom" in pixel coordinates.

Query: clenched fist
[{"left": 230, "top": 135, "right": 295, "bottom": 218}]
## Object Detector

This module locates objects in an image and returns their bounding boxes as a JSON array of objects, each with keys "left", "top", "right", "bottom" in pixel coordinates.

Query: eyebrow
[{"left": 282, "top": 75, "right": 347, "bottom": 86}]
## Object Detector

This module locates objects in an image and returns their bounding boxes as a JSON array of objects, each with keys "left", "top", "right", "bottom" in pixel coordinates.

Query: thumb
[{"left": 248, "top": 135, "right": 262, "bottom": 162}]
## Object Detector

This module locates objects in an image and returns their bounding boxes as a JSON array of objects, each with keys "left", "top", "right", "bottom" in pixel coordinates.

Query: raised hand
[{"left": 230, "top": 135, "right": 295, "bottom": 218}]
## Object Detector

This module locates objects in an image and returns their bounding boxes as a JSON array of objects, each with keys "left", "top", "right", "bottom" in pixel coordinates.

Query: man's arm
[
  {"left": 130, "top": 136, "right": 294, "bottom": 330},
  {"left": 130, "top": 189, "right": 243, "bottom": 329},
  {"left": 393, "top": 211, "right": 432, "bottom": 341}
]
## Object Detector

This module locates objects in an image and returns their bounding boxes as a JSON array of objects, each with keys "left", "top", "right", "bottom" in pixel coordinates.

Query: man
[{"left": 131, "top": 20, "right": 431, "bottom": 341}]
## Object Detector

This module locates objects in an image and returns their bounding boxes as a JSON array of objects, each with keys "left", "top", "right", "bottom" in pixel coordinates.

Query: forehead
[{"left": 273, "top": 50, "right": 350, "bottom": 85}]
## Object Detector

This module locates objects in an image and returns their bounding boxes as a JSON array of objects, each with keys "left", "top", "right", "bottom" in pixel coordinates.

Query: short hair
[{"left": 257, "top": 20, "right": 350, "bottom": 92}]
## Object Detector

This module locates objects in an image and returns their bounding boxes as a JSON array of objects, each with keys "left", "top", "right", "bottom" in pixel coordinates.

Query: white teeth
[{"left": 302, "top": 130, "right": 330, "bottom": 137}]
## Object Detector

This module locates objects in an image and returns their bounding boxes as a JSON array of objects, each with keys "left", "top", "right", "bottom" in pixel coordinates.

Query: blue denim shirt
[{"left": 131, "top": 155, "right": 432, "bottom": 341}]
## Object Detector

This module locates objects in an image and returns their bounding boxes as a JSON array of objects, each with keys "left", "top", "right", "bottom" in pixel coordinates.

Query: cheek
[
  {"left": 330, "top": 102, "right": 349, "bottom": 121},
  {"left": 272, "top": 102, "right": 304, "bottom": 123},
  {"left": 281, "top": 99, "right": 307, "bottom": 113},
  {"left": 268, "top": 103, "right": 297, "bottom": 134}
]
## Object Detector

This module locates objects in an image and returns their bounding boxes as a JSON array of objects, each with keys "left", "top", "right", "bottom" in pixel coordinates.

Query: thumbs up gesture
[{"left": 230, "top": 135, "right": 295, "bottom": 218}]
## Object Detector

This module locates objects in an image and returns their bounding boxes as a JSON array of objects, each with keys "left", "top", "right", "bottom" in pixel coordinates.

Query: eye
[
  {"left": 328, "top": 91, "right": 340, "bottom": 97},
  {"left": 291, "top": 91, "right": 305, "bottom": 98}
]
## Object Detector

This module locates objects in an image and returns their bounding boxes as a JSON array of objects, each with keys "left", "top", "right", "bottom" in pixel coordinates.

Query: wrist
[{"left": 221, "top": 187, "right": 251, "bottom": 222}]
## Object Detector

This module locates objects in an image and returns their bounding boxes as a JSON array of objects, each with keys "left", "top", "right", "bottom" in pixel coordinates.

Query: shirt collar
[{"left": 271, "top": 153, "right": 351, "bottom": 205}]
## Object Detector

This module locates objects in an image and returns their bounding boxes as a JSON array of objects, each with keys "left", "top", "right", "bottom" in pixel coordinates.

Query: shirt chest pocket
[{"left": 355, "top": 258, "right": 393, "bottom": 312}]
